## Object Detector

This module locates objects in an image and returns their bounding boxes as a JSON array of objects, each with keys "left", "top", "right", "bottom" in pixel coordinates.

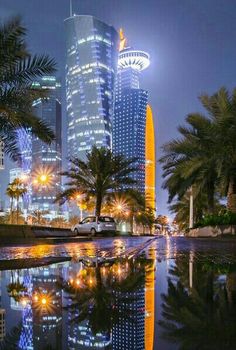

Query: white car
[{"left": 72, "top": 216, "right": 117, "bottom": 236}]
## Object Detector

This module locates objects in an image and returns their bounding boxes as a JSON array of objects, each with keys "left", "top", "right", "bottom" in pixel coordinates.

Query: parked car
[{"left": 72, "top": 216, "right": 116, "bottom": 236}]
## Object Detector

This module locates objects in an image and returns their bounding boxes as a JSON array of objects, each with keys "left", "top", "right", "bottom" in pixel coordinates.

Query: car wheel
[
  {"left": 90, "top": 228, "right": 96, "bottom": 237},
  {"left": 74, "top": 228, "right": 79, "bottom": 235}
]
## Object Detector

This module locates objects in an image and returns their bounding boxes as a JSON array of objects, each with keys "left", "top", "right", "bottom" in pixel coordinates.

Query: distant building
[
  {"left": 17, "top": 77, "right": 62, "bottom": 212},
  {"left": 19, "top": 266, "right": 63, "bottom": 350},
  {"left": 113, "top": 30, "right": 156, "bottom": 210},
  {"left": 17, "top": 128, "right": 32, "bottom": 175},
  {"left": 30, "top": 77, "right": 62, "bottom": 211},
  {"left": 0, "top": 141, "right": 4, "bottom": 170},
  {"left": 0, "top": 309, "right": 5, "bottom": 341},
  {"left": 65, "top": 14, "right": 119, "bottom": 161},
  {"left": 9, "top": 168, "right": 24, "bottom": 183}
]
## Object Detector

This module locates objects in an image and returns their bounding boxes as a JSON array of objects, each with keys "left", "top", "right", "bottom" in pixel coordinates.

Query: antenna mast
[{"left": 70, "top": 0, "right": 73, "bottom": 17}]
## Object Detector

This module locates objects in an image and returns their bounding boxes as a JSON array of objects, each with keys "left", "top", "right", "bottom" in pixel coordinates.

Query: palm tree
[
  {"left": 160, "top": 112, "right": 217, "bottom": 214},
  {"left": 6, "top": 183, "right": 16, "bottom": 224},
  {"left": 31, "top": 209, "right": 49, "bottom": 226},
  {"left": 0, "top": 16, "right": 56, "bottom": 160},
  {"left": 136, "top": 208, "right": 155, "bottom": 234},
  {"left": 201, "top": 88, "right": 236, "bottom": 213},
  {"left": 50, "top": 217, "right": 68, "bottom": 228},
  {"left": 159, "top": 254, "right": 236, "bottom": 349},
  {"left": 57, "top": 146, "right": 136, "bottom": 217},
  {"left": 155, "top": 215, "right": 169, "bottom": 234},
  {"left": 6, "top": 178, "right": 27, "bottom": 224},
  {"left": 103, "top": 190, "right": 148, "bottom": 233},
  {"left": 160, "top": 87, "right": 236, "bottom": 214},
  {"left": 169, "top": 189, "right": 224, "bottom": 231},
  {"left": 61, "top": 257, "right": 153, "bottom": 334}
]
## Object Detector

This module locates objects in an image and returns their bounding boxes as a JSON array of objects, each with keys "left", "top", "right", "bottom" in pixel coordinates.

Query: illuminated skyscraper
[
  {"left": 17, "top": 76, "right": 62, "bottom": 212},
  {"left": 0, "top": 141, "right": 4, "bottom": 170},
  {"left": 113, "top": 30, "right": 156, "bottom": 210},
  {"left": 112, "top": 287, "right": 145, "bottom": 350},
  {"left": 65, "top": 14, "right": 119, "bottom": 161},
  {"left": 31, "top": 76, "right": 62, "bottom": 210}
]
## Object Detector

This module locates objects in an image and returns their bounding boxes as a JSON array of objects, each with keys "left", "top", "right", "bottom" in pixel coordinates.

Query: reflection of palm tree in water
[
  {"left": 159, "top": 253, "right": 236, "bottom": 349},
  {"left": 61, "top": 257, "right": 154, "bottom": 335},
  {"left": 7, "top": 271, "right": 27, "bottom": 302}
]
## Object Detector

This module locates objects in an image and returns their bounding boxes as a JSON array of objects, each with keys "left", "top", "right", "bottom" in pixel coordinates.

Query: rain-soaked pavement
[{"left": 0, "top": 236, "right": 236, "bottom": 349}]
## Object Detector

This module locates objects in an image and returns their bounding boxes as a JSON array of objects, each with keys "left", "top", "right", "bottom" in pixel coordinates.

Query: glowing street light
[
  {"left": 41, "top": 297, "right": 47, "bottom": 305},
  {"left": 74, "top": 193, "right": 83, "bottom": 221},
  {"left": 116, "top": 204, "right": 123, "bottom": 211}
]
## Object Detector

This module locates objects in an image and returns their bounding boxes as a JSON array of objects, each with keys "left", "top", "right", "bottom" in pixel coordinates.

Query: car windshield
[{"left": 99, "top": 216, "right": 115, "bottom": 222}]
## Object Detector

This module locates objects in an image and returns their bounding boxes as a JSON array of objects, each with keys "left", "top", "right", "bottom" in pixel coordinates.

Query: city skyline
[{"left": 1, "top": 0, "right": 236, "bottom": 215}]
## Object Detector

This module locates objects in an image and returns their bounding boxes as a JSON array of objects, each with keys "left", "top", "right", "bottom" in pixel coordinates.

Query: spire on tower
[
  {"left": 119, "top": 28, "right": 127, "bottom": 51},
  {"left": 70, "top": 0, "right": 73, "bottom": 17}
]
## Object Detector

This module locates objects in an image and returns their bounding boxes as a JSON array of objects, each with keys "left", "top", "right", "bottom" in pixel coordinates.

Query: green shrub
[{"left": 194, "top": 211, "right": 236, "bottom": 228}]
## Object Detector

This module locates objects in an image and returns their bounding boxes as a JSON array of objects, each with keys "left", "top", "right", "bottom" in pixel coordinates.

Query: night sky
[{"left": 1, "top": 0, "right": 236, "bottom": 215}]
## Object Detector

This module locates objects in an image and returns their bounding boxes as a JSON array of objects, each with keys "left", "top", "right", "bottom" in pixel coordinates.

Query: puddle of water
[{"left": 0, "top": 237, "right": 235, "bottom": 349}]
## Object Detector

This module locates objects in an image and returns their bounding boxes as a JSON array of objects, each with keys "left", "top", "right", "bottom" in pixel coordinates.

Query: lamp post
[
  {"left": 189, "top": 186, "right": 194, "bottom": 229},
  {"left": 76, "top": 194, "right": 83, "bottom": 221}
]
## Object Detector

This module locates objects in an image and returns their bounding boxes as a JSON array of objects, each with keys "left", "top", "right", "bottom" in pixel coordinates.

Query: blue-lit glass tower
[
  {"left": 64, "top": 15, "right": 119, "bottom": 161},
  {"left": 113, "top": 31, "right": 150, "bottom": 194},
  {"left": 17, "top": 76, "right": 62, "bottom": 211},
  {"left": 31, "top": 76, "right": 62, "bottom": 210},
  {"left": 112, "top": 287, "right": 145, "bottom": 350}
]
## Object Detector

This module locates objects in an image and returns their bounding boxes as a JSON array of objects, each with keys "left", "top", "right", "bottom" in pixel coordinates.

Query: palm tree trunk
[
  {"left": 95, "top": 192, "right": 102, "bottom": 217},
  {"left": 227, "top": 177, "right": 236, "bottom": 213},
  {"left": 207, "top": 184, "right": 215, "bottom": 214}
]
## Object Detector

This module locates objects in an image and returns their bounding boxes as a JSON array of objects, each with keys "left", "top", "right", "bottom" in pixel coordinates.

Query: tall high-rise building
[
  {"left": 113, "top": 30, "right": 156, "bottom": 210},
  {"left": 31, "top": 76, "right": 62, "bottom": 210},
  {"left": 65, "top": 14, "right": 119, "bottom": 161},
  {"left": 17, "top": 76, "right": 62, "bottom": 212},
  {"left": 0, "top": 141, "right": 4, "bottom": 170}
]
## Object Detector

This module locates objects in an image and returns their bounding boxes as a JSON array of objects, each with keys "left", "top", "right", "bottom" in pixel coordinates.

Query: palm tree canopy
[
  {"left": 57, "top": 146, "right": 137, "bottom": 216},
  {"left": 6, "top": 178, "right": 27, "bottom": 200},
  {"left": 0, "top": 16, "right": 56, "bottom": 160},
  {"left": 160, "top": 87, "right": 236, "bottom": 215}
]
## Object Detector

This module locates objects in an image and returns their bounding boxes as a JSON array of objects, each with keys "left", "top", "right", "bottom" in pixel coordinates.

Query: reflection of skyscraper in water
[
  {"left": 145, "top": 251, "right": 155, "bottom": 350},
  {"left": 18, "top": 272, "right": 33, "bottom": 350},
  {"left": 0, "top": 272, "right": 6, "bottom": 342},
  {"left": 67, "top": 262, "right": 110, "bottom": 349},
  {"left": 0, "top": 309, "right": 5, "bottom": 342},
  {"left": 112, "top": 285, "right": 145, "bottom": 349},
  {"left": 68, "top": 319, "right": 110, "bottom": 349},
  {"left": 32, "top": 267, "right": 62, "bottom": 349},
  {"left": 112, "top": 258, "right": 155, "bottom": 350},
  {"left": 18, "top": 266, "right": 63, "bottom": 350}
]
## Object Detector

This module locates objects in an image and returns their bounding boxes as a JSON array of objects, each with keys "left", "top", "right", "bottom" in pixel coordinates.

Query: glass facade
[
  {"left": 113, "top": 41, "right": 150, "bottom": 194},
  {"left": 113, "top": 88, "right": 148, "bottom": 193},
  {"left": 65, "top": 15, "right": 119, "bottom": 161},
  {"left": 112, "top": 288, "right": 145, "bottom": 350},
  {"left": 31, "top": 77, "right": 62, "bottom": 210},
  {"left": 0, "top": 141, "right": 4, "bottom": 170}
]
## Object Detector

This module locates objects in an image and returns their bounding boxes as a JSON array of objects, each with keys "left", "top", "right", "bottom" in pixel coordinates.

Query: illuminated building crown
[{"left": 118, "top": 29, "right": 150, "bottom": 72}]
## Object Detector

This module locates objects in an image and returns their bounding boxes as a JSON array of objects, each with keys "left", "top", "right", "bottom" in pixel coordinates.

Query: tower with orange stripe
[{"left": 113, "top": 29, "right": 156, "bottom": 211}]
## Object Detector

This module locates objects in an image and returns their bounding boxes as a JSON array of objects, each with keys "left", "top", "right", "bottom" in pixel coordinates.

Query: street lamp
[
  {"left": 74, "top": 193, "right": 84, "bottom": 221},
  {"left": 189, "top": 186, "right": 194, "bottom": 229}
]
